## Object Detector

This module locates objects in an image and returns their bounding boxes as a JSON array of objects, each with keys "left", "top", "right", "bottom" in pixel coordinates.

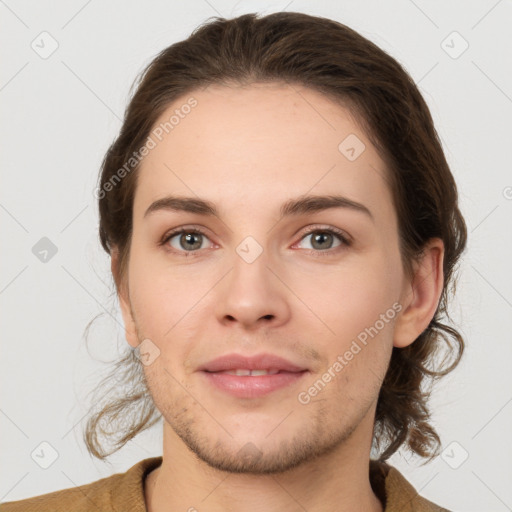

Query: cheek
[
  {"left": 127, "top": 251, "right": 212, "bottom": 372},
  {"left": 127, "top": 246, "right": 195, "bottom": 333},
  {"left": 296, "top": 252, "right": 401, "bottom": 341}
]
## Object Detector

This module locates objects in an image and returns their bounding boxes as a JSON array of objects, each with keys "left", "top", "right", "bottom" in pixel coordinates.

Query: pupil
[
  {"left": 312, "top": 232, "right": 332, "bottom": 250},
  {"left": 182, "top": 233, "right": 201, "bottom": 250}
]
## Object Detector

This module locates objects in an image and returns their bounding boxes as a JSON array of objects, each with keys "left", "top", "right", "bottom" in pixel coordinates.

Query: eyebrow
[{"left": 143, "top": 194, "right": 374, "bottom": 222}]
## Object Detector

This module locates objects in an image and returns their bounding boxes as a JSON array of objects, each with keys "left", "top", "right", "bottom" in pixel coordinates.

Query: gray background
[{"left": 1, "top": 1, "right": 511, "bottom": 510}]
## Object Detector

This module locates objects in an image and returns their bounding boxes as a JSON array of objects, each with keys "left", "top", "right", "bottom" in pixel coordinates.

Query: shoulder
[
  {"left": 0, "top": 457, "right": 162, "bottom": 512},
  {"left": 370, "top": 460, "right": 451, "bottom": 512}
]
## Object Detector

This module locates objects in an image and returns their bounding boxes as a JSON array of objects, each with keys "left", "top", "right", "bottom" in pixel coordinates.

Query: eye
[
  {"left": 294, "top": 226, "right": 351, "bottom": 254},
  {"left": 160, "top": 225, "right": 351, "bottom": 257},
  {"left": 161, "top": 227, "right": 213, "bottom": 255}
]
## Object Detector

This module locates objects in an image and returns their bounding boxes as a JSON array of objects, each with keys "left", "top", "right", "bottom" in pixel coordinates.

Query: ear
[
  {"left": 393, "top": 238, "right": 444, "bottom": 348},
  {"left": 111, "top": 247, "right": 139, "bottom": 348}
]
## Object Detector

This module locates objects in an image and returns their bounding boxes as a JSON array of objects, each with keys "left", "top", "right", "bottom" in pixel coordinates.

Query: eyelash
[{"left": 159, "top": 225, "right": 352, "bottom": 258}]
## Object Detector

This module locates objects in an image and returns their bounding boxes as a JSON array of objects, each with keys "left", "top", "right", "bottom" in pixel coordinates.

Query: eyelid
[
  {"left": 289, "top": 225, "right": 352, "bottom": 258},
  {"left": 159, "top": 225, "right": 215, "bottom": 250},
  {"left": 294, "top": 224, "right": 352, "bottom": 245}
]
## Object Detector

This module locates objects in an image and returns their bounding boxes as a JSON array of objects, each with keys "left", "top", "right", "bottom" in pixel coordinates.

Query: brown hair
[{"left": 84, "top": 11, "right": 467, "bottom": 462}]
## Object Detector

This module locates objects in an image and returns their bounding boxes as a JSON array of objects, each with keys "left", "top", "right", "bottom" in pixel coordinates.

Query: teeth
[
  {"left": 250, "top": 369, "right": 271, "bottom": 376},
  {"left": 219, "top": 369, "right": 280, "bottom": 376},
  {"left": 231, "top": 369, "right": 251, "bottom": 376}
]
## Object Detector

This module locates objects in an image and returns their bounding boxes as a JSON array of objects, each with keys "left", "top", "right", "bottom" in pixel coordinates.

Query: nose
[{"left": 214, "top": 247, "right": 291, "bottom": 330}]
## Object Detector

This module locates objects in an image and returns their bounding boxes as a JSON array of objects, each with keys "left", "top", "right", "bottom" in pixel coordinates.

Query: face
[{"left": 118, "top": 82, "right": 410, "bottom": 474}]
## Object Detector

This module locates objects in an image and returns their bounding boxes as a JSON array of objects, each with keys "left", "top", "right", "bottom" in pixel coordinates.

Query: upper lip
[{"left": 198, "top": 353, "right": 308, "bottom": 373}]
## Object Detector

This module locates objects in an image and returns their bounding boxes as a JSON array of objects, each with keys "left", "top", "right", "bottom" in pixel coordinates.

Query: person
[{"left": 2, "top": 11, "right": 467, "bottom": 512}]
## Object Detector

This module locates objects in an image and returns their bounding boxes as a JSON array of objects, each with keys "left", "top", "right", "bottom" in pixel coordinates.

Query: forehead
[{"left": 133, "top": 82, "right": 395, "bottom": 225}]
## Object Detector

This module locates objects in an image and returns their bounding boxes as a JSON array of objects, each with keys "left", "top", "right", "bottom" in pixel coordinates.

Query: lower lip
[{"left": 201, "top": 370, "right": 309, "bottom": 398}]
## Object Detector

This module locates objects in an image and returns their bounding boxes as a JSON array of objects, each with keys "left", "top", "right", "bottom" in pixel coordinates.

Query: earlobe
[
  {"left": 393, "top": 238, "right": 444, "bottom": 349},
  {"left": 111, "top": 248, "right": 139, "bottom": 349}
]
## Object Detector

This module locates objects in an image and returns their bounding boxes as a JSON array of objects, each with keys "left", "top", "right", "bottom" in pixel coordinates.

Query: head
[{"left": 84, "top": 11, "right": 467, "bottom": 468}]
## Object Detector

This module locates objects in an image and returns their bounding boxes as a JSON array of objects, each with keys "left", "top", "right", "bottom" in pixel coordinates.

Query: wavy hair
[{"left": 83, "top": 11, "right": 467, "bottom": 462}]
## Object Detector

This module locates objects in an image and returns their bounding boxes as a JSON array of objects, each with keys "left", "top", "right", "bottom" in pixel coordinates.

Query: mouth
[
  {"left": 206, "top": 368, "right": 287, "bottom": 376},
  {"left": 198, "top": 353, "right": 309, "bottom": 398},
  {"left": 200, "top": 370, "right": 309, "bottom": 398},
  {"left": 198, "top": 352, "right": 308, "bottom": 373}
]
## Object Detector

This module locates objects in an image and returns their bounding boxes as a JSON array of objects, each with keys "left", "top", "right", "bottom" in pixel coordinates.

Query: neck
[{"left": 145, "top": 416, "right": 384, "bottom": 512}]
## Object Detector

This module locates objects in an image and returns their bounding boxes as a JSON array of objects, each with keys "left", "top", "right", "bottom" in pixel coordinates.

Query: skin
[{"left": 113, "top": 82, "right": 444, "bottom": 512}]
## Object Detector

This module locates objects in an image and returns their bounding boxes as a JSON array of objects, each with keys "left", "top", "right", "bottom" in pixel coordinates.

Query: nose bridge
[
  {"left": 214, "top": 234, "right": 290, "bottom": 328},
  {"left": 231, "top": 238, "right": 271, "bottom": 289}
]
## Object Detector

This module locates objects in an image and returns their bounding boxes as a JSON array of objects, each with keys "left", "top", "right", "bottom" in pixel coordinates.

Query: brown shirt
[{"left": 0, "top": 457, "right": 450, "bottom": 511}]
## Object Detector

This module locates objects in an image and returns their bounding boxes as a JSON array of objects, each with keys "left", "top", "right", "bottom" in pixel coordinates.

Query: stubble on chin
[{"left": 149, "top": 374, "right": 367, "bottom": 476}]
